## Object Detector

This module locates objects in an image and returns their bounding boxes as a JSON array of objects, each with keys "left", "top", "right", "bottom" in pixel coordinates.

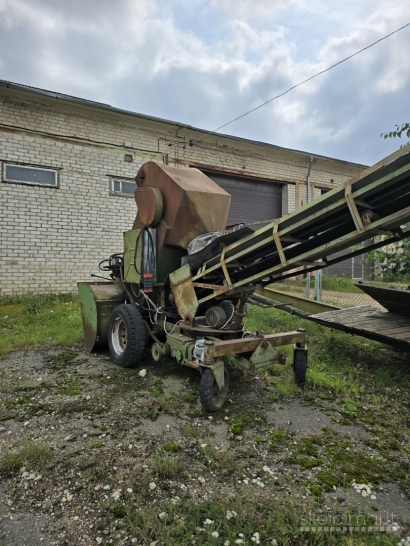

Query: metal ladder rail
[
  {"left": 199, "top": 152, "right": 410, "bottom": 273},
  {"left": 170, "top": 148, "right": 410, "bottom": 322}
]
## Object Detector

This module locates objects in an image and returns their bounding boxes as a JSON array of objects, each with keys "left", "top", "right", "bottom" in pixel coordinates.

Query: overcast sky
[{"left": 0, "top": 0, "right": 409, "bottom": 165}]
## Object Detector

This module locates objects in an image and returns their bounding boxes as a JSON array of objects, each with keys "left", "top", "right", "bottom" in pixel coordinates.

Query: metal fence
[{"left": 270, "top": 245, "right": 408, "bottom": 309}]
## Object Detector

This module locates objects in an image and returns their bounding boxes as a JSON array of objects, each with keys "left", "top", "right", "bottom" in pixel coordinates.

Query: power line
[{"left": 207, "top": 21, "right": 410, "bottom": 135}]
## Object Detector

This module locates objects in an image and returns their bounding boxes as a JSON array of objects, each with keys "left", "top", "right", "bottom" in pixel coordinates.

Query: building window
[
  {"left": 110, "top": 178, "right": 136, "bottom": 197},
  {"left": 3, "top": 163, "right": 59, "bottom": 188}
]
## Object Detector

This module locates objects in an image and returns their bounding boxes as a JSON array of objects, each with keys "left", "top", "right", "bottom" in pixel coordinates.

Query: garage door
[{"left": 206, "top": 173, "right": 282, "bottom": 226}]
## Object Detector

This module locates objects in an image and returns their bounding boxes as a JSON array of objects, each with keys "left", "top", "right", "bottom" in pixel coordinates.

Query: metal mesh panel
[{"left": 271, "top": 243, "right": 408, "bottom": 309}]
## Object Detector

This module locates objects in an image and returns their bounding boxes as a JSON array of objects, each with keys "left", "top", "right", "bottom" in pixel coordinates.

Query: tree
[
  {"left": 369, "top": 124, "right": 410, "bottom": 281},
  {"left": 368, "top": 237, "right": 410, "bottom": 281},
  {"left": 381, "top": 122, "right": 410, "bottom": 147}
]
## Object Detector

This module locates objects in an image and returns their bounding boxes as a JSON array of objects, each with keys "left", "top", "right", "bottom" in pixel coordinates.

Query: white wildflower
[
  {"left": 204, "top": 519, "right": 214, "bottom": 525},
  {"left": 212, "top": 531, "right": 219, "bottom": 538},
  {"left": 352, "top": 481, "right": 372, "bottom": 497},
  {"left": 226, "top": 510, "right": 237, "bottom": 520},
  {"left": 200, "top": 444, "right": 207, "bottom": 448},
  {"left": 251, "top": 531, "right": 260, "bottom": 544}
]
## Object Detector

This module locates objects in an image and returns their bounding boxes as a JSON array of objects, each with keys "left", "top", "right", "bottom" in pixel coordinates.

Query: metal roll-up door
[{"left": 206, "top": 173, "right": 282, "bottom": 226}]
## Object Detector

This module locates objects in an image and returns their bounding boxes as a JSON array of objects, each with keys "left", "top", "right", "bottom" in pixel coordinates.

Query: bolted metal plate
[{"left": 170, "top": 264, "right": 199, "bottom": 324}]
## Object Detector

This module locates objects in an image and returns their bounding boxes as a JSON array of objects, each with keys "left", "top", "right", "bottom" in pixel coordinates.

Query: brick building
[{"left": 0, "top": 80, "right": 367, "bottom": 295}]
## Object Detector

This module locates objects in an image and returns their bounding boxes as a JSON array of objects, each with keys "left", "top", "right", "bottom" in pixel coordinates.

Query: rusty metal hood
[{"left": 133, "top": 162, "right": 231, "bottom": 251}]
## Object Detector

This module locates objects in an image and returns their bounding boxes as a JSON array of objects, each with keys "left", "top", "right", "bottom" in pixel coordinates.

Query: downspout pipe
[
  {"left": 306, "top": 155, "right": 313, "bottom": 203},
  {"left": 305, "top": 156, "right": 314, "bottom": 299}
]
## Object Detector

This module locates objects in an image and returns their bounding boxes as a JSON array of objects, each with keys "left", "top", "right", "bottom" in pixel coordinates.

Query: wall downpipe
[
  {"left": 306, "top": 156, "right": 314, "bottom": 299},
  {"left": 307, "top": 155, "right": 313, "bottom": 203}
]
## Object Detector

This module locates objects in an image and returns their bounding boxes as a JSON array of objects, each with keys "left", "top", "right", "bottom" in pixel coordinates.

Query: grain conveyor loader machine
[{"left": 78, "top": 147, "right": 410, "bottom": 411}]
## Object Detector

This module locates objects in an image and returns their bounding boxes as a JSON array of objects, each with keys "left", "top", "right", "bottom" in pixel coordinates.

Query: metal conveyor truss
[{"left": 169, "top": 148, "right": 410, "bottom": 324}]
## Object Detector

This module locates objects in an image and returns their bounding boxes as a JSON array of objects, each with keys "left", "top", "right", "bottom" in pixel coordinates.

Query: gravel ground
[{"left": 0, "top": 345, "right": 409, "bottom": 545}]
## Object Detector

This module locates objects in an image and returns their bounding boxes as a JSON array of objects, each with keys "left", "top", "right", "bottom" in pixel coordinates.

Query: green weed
[
  {"left": 163, "top": 441, "right": 179, "bottom": 452},
  {"left": 155, "top": 454, "right": 184, "bottom": 480},
  {"left": 0, "top": 438, "right": 53, "bottom": 476}
]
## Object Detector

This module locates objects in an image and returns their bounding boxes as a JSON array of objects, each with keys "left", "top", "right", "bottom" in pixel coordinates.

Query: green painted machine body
[
  {"left": 77, "top": 282, "right": 123, "bottom": 352},
  {"left": 123, "top": 229, "right": 142, "bottom": 284}
]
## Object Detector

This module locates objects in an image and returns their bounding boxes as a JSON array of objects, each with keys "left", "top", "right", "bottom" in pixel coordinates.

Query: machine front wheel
[
  {"left": 199, "top": 368, "right": 230, "bottom": 412},
  {"left": 108, "top": 304, "right": 145, "bottom": 368}
]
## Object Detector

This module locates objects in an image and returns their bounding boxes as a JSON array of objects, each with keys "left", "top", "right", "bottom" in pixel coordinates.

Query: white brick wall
[{"left": 0, "top": 88, "right": 366, "bottom": 294}]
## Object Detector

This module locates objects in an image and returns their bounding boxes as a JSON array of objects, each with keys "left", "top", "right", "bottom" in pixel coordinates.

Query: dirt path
[{"left": 0, "top": 346, "right": 409, "bottom": 545}]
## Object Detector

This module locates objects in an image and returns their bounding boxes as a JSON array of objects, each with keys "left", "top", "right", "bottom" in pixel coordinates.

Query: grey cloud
[{"left": 0, "top": 0, "right": 408, "bottom": 165}]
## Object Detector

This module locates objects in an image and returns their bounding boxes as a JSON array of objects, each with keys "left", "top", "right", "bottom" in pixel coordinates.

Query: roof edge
[{"left": 0, "top": 79, "right": 369, "bottom": 169}]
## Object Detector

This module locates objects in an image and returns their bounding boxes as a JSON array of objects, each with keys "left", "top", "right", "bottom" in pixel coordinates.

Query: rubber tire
[
  {"left": 199, "top": 368, "right": 230, "bottom": 412},
  {"left": 293, "top": 350, "right": 307, "bottom": 387},
  {"left": 108, "top": 304, "right": 145, "bottom": 368}
]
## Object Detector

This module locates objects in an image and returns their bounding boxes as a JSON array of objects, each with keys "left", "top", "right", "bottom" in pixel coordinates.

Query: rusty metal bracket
[
  {"left": 345, "top": 184, "right": 364, "bottom": 233},
  {"left": 169, "top": 264, "right": 198, "bottom": 325},
  {"left": 273, "top": 225, "right": 287, "bottom": 266},
  {"left": 220, "top": 243, "right": 233, "bottom": 288},
  {"left": 208, "top": 331, "right": 305, "bottom": 360}
]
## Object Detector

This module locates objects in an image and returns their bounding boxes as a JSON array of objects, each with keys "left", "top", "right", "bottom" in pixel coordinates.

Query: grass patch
[
  {"left": 200, "top": 443, "right": 244, "bottom": 475},
  {"left": 271, "top": 276, "right": 364, "bottom": 295},
  {"left": 230, "top": 412, "right": 264, "bottom": 435},
  {"left": 0, "top": 438, "right": 53, "bottom": 476},
  {"left": 0, "top": 293, "right": 82, "bottom": 358},
  {"left": 154, "top": 394, "right": 181, "bottom": 416},
  {"left": 122, "top": 491, "right": 398, "bottom": 546},
  {"left": 182, "top": 423, "right": 210, "bottom": 440},
  {"left": 321, "top": 276, "right": 364, "bottom": 293},
  {"left": 44, "top": 370, "right": 83, "bottom": 396},
  {"left": 244, "top": 304, "right": 410, "bottom": 401},
  {"left": 155, "top": 454, "right": 184, "bottom": 480},
  {"left": 163, "top": 441, "right": 179, "bottom": 452}
]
